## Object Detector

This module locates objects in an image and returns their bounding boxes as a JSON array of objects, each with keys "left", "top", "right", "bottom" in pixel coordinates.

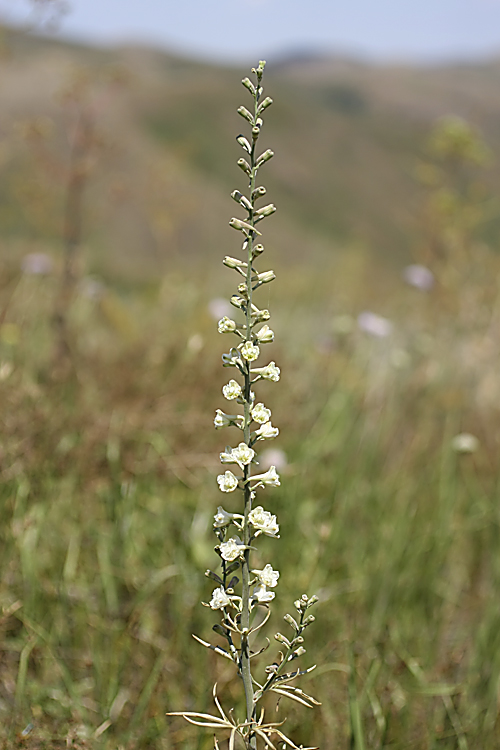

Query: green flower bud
[
  {"left": 223, "top": 255, "right": 247, "bottom": 269},
  {"left": 284, "top": 613, "right": 299, "bottom": 631},
  {"left": 237, "top": 105, "right": 254, "bottom": 123},
  {"left": 237, "top": 158, "right": 252, "bottom": 176},
  {"left": 229, "top": 218, "right": 261, "bottom": 236},
  {"left": 275, "top": 632, "right": 291, "bottom": 647},
  {"left": 252, "top": 186, "right": 267, "bottom": 200},
  {"left": 254, "top": 204, "right": 277, "bottom": 221},
  {"left": 236, "top": 135, "right": 252, "bottom": 154},
  {"left": 241, "top": 77, "right": 256, "bottom": 94},
  {"left": 252, "top": 244, "right": 264, "bottom": 258},
  {"left": 256, "top": 149, "right": 274, "bottom": 168},
  {"left": 258, "top": 96, "right": 273, "bottom": 114}
]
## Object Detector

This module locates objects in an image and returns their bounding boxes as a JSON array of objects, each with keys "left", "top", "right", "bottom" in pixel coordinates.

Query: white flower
[
  {"left": 403, "top": 264, "right": 434, "bottom": 291},
  {"left": 252, "top": 563, "right": 280, "bottom": 587},
  {"left": 451, "top": 433, "right": 479, "bottom": 454},
  {"left": 250, "top": 466, "right": 280, "bottom": 488},
  {"left": 252, "top": 584, "right": 275, "bottom": 603},
  {"left": 214, "top": 409, "right": 243, "bottom": 429},
  {"left": 255, "top": 324, "right": 274, "bottom": 343},
  {"left": 210, "top": 586, "right": 231, "bottom": 609},
  {"left": 222, "top": 379, "right": 242, "bottom": 400},
  {"left": 251, "top": 402, "right": 271, "bottom": 424},
  {"left": 240, "top": 341, "right": 260, "bottom": 362},
  {"left": 218, "top": 316, "right": 237, "bottom": 333},
  {"left": 255, "top": 422, "right": 279, "bottom": 440},
  {"left": 213, "top": 506, "right": 243, "bottom": 527},
  {"left": 251, "top": 361, "right": 280, "bottom": 382},
  {"left": 248, "top": 506, "right": 280, "bottom": 537},
  {"left": 217, "top": 471, "right": 239, "bottom": 492},
  {"left": 219, "top": 537, "right": 245, "bottom": 562},
  {"left": 357, "top": 311, "right": 393, "bottom": 338},
  {"left": 221, "top": 442, "right": 255, "bottom": 469}
]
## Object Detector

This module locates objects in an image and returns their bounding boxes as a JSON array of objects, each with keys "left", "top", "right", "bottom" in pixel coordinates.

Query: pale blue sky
[{"left": 3, "top": 0, "right": 500, "bottom": 63}]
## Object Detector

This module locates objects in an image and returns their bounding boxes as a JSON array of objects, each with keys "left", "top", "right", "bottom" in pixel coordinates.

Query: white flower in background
[
  {"left": 451, "top": 433, "right": 479, "bottom": 454},
  {"left": 217, "top": 471, "right": 239, "bottom": 493},
  {"left": 213, "top": 506, "right": 243, "bottom": 527},
  {"left": 255, "top": 324, "right": 274, "bottom": 343},
  {"left": 252, "top": 584, "right": 275, "bottom": 603},
  {"left": 210, "top": 586, "right": 232, "bottom": 609},
  {"left": 219, "top": 537, "right": 245, "bottom": 562},
  {"left": 208, "top": 297, "right": 233, "bottom": 321},
  {"left": 250, "top": 465, "right": 280, "bottom": 487},
  {"left": 357, "top": 311, "right": 393, "bottom": 338},
  {"left": 22, "top": 252, "right": 53, "bottom": 276},
  {"left": 251, "top": 361, "right": 280, "bottom": 382},
  {"left": 240, "top": 341, "right": 260, "bottom": 361},
  {"left": 251, "top": 402, "right": 271, "bottom": 424},
  {"left": 252, "top": 563, "right": 280, "bottom": 587},
  {"left": 403, "top": 264, "right": 434, "bottom": 291},
  {"left": 214, "top": 409, "right": 243, "bottom": 429},
  {"left": 218, "top": 316, "right": 237, "bottom": 334},
  {"left": 222, "top": 379, "right": 242, "bottom": 400},
  {"left": 259, "top": 448, "right": 287, "bottom": 471},
  {"left": 248, "top": 506, "right": 280, "bottom": 537},
  {"left": 255, "top": 422, "right": 279, "bottom": 440}
]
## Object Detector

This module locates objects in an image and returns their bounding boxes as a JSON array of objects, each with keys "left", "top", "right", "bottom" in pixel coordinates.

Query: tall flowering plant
[{"left": 169, "top": 61, "right": 319, "bottom": 750}]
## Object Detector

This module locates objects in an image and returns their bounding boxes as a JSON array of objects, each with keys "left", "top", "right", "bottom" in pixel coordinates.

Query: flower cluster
[{"left": 170, "top": 61, "right": 318, "bottom": 750}]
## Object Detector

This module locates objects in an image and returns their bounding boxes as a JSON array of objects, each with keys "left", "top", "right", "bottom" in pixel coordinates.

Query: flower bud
[
  {"left": 223, "top": 255, "right": 247, "bottom": 270},
  {"left": 256, "top": 149, "right": 274, "bottom": 168},
  {"left": 237, "top": 158, "right": 252, "bottom": 176},
  {"left": 237, "top": 283, "right": 249, "bottom": 298},
  {"left": 252, "top": 127, "right": 260, "bottom": 140},
  {"left": 218, "top": 317, "right": 237, "bottom": 334},
  {"left": 284, "top": 613, "right": 299, "bottom": 631},
  {"left": 304, "top": 615, "right": 316, "bottom": 624},
  {"left": 229, "top": 217, "right": 261, "bottom": 236},
  {"left": 252, "top": 186, "right": 266, "bottom": 199},
  {"left": 258, "top": 96, "right": 273, "bottom": 114},
  {"left": 241, "top": 77, "right": 255, "bottom": 94},
  {"left": 252, "top": 244, "right": 264, "bottom": 258},
  {"left": 230, "top": 295, "right": 245, "bottom": 309},
  {"left": 255, "top": 324, "right": 274, "bottom": 343},
  {"left": 236, "top": 135, "right": 252, "bottom": 154},
  {"left": 237, "top": 105, "right": 254, "bottom": 124},
  {"left": 307, "top": 595, "right": 319, "bottom": 607},
  {"left": 254, "top": 204, "right": 277, "bottom": 221},
  {"left": 293, "top": 646, "right": 306, "bottom": 657},
  {"left": 275, "top": 632, "right": 291, "bottom": 647},
  {"left": 254, "top": 270, "right": 276, "bottom": 285}
]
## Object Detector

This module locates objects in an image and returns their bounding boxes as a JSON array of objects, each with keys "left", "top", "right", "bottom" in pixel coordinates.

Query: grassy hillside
[{"left": 1, "top": 25, "right": 500, "bottom": 280}]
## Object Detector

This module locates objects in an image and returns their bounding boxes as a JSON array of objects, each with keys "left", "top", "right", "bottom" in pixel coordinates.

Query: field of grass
[{"left": 2, "top": 24, "right": 500, "bottom": 750}]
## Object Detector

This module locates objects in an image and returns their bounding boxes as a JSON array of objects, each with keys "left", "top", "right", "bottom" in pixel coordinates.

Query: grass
[{"left": 0, "top": 244, "right": 500, "bottom": 749}]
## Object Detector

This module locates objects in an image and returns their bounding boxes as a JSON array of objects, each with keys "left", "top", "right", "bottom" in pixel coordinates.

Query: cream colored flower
[
  {"left": 210, "top": 586, "right": 231, "bottom": 609},
  {"left": 252, "top": 584, "right": 275, "bottom": 603},
  {"left": 240, "top": 341, "right": 260, "bottom": 362},
  {"left": 221, "top": 442, "right": 255, "bottom": 469},
  {"left": 255, "top": 324, "right": 274, "bottom": 343},
  {"left": 213, "top": 506, "right": 243, "bottom": 527},
  {"left": 217, "top": 471, "right": 239, "bottom": 493},
  {"left": 219, "top": 537, "right": 245, "bottom": 562},
  {"left": 248, "top": 506, "right": 280, "bottom": 537},
  {"left": 252, "top": 563, "right": 280, "bottom": 587},
  {"left": 255, "top": 422, "right": 279, "bottom": 440},
  {"left": 251, "top": 361, "right": 280, "bottom": 382},
  {"left": 222, "top": 379, "right": 242, "bottom": 400},
  {"left": 251, "top": 402, "right": 271, "bottom": 424},
  {"left": 250, "top": 465, "right": 280, "bottom": 487},
  {"left": 218, "top": 316, "right": 237, "bottom": 333}
]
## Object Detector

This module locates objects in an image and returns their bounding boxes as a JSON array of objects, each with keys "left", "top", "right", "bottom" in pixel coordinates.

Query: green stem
[{"left": 240, "top": 78, "right": 261, "bottom": 750}]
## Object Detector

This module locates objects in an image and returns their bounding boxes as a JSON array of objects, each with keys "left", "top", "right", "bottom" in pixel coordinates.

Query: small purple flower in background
[
  {"left": 22, "top": 253, "right": 53, "bottom": 276},
  {"left": 403, "top": 264, "right": 434, "bottom": 291},
  {"left": 357, "top": 311, "right": 393, "bottom": 338}
]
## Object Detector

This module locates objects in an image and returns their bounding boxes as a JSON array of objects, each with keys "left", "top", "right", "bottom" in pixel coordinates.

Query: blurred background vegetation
[{"left": 2, "top": 21, "right": 500, "bottom": 750}]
